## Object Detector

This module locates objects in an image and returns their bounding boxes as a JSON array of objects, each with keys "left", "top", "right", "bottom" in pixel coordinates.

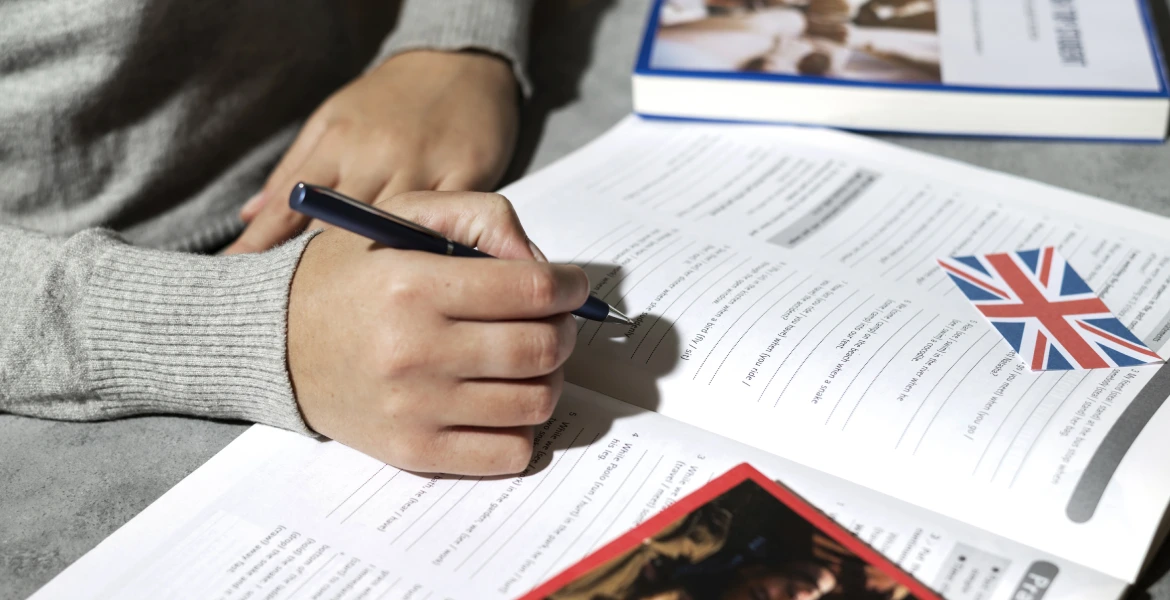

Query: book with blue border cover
[{"left": 633, "top": 0, "right": 1170, "bottom": 141}]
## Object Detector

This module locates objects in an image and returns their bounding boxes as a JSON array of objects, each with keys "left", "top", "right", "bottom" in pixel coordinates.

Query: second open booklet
[{"left": 32, "top": 117, "right": 1170, "bottom": 599}]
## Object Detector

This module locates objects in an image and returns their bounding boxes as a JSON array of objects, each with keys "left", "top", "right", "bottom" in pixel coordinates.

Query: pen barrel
[
  {"left": 449, "top": 244, "right": 491, "bottom": 258},
  {"left": 291, "top": 184, "right": 452, "bottom": 254},
  {"left": 574, "top": 296, "right": 612, "bottom": 322}
]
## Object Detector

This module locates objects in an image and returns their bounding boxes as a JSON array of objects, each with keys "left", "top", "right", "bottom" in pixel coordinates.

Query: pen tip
[{"left": 605, "top": 307, "right": 635, "bottom": 326}]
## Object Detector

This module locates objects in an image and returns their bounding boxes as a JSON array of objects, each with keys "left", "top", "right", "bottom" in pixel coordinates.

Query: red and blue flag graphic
[{"left": 937, "top": 247, "right": 1162, "bottom": 371}]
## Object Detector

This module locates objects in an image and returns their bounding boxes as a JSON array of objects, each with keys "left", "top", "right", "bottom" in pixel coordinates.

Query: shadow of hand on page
[{"left": 563, "top": 262, "right": 684, "bottom": 416}]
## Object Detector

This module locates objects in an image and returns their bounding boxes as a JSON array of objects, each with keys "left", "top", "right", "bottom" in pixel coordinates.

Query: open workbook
[{"left": 33, "top": 117, "right": 1170, "bottom": 599}]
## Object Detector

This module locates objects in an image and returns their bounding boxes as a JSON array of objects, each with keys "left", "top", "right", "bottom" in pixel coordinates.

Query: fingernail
[
  {"left": 528, "top": 239, "right": 548, "bottom": 262},
  {"left": 240, "top": 192, "right": 264, "bottom": 215}
]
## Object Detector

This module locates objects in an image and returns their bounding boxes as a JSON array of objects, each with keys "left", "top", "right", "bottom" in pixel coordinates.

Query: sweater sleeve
[
  {"left": 0, "top": 225, "right": 316, "bottom": 434},
  {"left": 374, "top": 0, "right": 536, "bottom": 96}
]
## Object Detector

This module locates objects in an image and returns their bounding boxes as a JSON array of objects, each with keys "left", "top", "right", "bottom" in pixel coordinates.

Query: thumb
[
  {"left": 223, "top": 201, "right": 311, "bottom": 254},
  {"left": 227, "top": 151, "right": 338, "bottom": 254},
  {"left": 380, "top": 191, "right": 541, "bottom": 261}
]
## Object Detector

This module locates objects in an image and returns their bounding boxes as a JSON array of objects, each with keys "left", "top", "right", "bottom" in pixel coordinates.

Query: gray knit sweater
[{"left": 0, "top": 1, "right": 532, "bottom": 434}]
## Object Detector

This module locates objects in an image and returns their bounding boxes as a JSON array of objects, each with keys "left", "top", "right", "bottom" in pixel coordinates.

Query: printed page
[
  {"left": 531, "top": 117, "right": 1170, "bottom": 351},
  {"left": 500, "top": 117, "right": 1170, "bottom": 580},
  {"left": 31, "top": 386, "right": 1124, "bottom": 600}
]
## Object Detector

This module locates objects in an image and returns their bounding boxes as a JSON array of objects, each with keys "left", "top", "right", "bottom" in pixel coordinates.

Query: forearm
[{"left": 0, "top": 225, "right": 314, "bottom": 433}]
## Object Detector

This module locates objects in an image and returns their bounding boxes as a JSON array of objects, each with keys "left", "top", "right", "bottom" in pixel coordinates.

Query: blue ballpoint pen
[{"left": 289, "top": 182, "right": 634, "bottom": 325}]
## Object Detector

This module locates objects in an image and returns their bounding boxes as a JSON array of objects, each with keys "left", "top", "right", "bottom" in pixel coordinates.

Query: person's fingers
[
  {"left": 527, "top": 239, "right": 548, "bottom": 262},
  {"left": 239, "top": 192, "right": 265, "bottom": 224},
  {"left": 434, "top": 169, "right": 494, "bottom": 193},
  {"left": 439, "top": 371, "right": 563, "bottom": 427},
  {"left": 380, "top": 191, "right": 534, "bottom": 260},
  {"left": 333, "top": 170, "right": 391, "bottom": 208},
  {"left": 394, "top": 255, "right": 588, "bottom": 320},
  {"left": 223, "top": 152, "right": 340, "bottom": 254},
  {"left": 241, "top": 118, "right": 330, "bottom": 221},
  {"left": 224, "top": 207, "right": 311, "bottom": 254},
  {"left": 443, "top": 315, "right": 576, "bottom": 379},
  {"left": 410, "top": 426, "right": 536, "bottom": 476},
  {"left": 370, "top": 170, "right": 432, "bottom": 207}
]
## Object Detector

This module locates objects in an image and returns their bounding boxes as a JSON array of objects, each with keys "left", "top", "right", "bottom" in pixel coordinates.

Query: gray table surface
[{"left": 4, "top": 1, "right": 1170, "bottom": 598}]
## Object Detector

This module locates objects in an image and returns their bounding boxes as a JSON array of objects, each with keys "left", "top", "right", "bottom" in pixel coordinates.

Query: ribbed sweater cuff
[
  {"left": 375, "top": 0, "right": 534, "bottom": 97},
  {"left": 81, "top": 233, "right": 318, "bottom": 434}
]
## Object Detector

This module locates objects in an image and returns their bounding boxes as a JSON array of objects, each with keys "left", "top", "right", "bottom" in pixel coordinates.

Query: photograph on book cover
[
  {"left": 644, "top": 0, "right": 1165, "bottom": 94},
  {"left": 652, "top": 0, "right": 941, "bottom": 83},
  {"left": 526, "top": 464, "right": 940, "bottom": 600}
]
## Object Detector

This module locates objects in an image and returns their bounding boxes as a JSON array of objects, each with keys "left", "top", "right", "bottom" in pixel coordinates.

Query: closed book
[{"left": 633, "top": 0, "right": 1170, "bottom": 141}]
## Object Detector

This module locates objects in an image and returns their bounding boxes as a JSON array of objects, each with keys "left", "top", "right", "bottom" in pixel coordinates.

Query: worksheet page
[
  {"left": 32, "top": 387, "right": 1123, "bottom": 600},
  {"left": 528, "top": 118, "right": 1170, "bottom": 350},
  {"left": 501, "top": 117, "right": 1170, "bottom": 581}
]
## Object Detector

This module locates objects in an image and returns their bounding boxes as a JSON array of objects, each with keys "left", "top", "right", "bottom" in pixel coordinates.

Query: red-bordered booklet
[{"left": 522, "top": 463, "right": 941, "bottom": 600}]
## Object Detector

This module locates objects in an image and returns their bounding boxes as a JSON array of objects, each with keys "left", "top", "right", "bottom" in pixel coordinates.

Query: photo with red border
[{"left": 522, "top": 463, "right": 941, "bottom": 600}]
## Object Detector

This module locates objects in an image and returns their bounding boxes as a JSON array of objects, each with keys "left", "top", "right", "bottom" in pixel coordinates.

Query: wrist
[
  {"left": 375, "top": 49, "right": 517, "bottom": 95},
  {"left": 370, "top": 0, "right": 535, "bottom": 96}
]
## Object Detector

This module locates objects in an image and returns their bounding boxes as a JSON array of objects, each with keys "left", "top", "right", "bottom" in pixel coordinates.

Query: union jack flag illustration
[{"left": 937, "top": 247, "right": 1162, "bottom": 371}]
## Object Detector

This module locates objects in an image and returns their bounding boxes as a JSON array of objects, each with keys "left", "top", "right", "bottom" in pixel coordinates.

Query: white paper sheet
[
  {"left": 499, "top": 117, "right": 1170, "bottom": 580},
  {"left": 31, "top": 387, "right": 1124, "bottom": 600}
]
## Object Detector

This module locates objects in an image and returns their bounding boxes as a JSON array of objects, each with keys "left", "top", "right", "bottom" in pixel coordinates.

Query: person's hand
[
  {"left": 224, "top": 50, "right": 519, "bottom": 255},
  {"left": 287, "top": 191, "right": 585, "bottom": 476}
]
